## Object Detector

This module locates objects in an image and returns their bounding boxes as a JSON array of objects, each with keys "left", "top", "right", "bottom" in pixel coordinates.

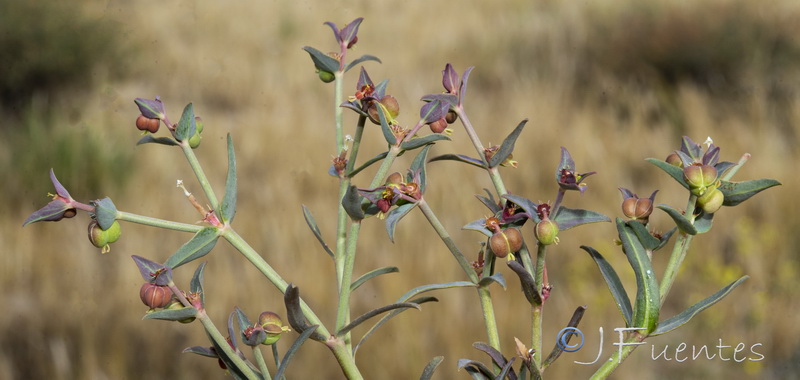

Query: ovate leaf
[
  {"left": 175, "top": 103, "right": 196, "bottom": 142},
  {"left": 163, "top": 227, "right": 220, "bottom": 269},
  {"left": 719, "top": 179, "right": 781, "bottom": 206}
]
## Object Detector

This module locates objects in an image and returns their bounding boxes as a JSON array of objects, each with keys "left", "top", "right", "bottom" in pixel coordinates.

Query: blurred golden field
[{"left": 3, "top": 0, "right": 799, "bottom": 379}]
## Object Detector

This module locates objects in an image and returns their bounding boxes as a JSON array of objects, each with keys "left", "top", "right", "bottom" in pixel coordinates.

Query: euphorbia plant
[{"left": 23, "top": 17, "right": 780, "bottom": 379}]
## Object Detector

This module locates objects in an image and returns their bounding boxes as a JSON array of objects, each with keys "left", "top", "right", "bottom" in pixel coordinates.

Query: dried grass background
[{"left": 2, "top": 0, "right": 799, "bottom": 379}]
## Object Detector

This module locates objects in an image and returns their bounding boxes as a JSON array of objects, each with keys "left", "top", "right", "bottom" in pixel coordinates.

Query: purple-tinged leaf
[
  {"left": 680, "top": 136, "right": 703, "bottom": 161},
  {"left": 655, "top": 227, "right": 677, "bottom": 251},
  {"left": 373, "top": 79, "right": 389, "bottom": 100},
  {"left": 552, "top": 206, "right": 610, "bottom": 231},
  {"left": 190, "top": 262, "right": 207, "bottom": 307},
  {"left": 502, "top": 194, "right": 541, "bottom": 223},
  {"left": 714, "top": 161, "right": 736, "bottom": 178},
  {"left": 419, "top": 356, "right": 444, "bottom": 380},
  {"left": 428, "top": 153, "right": 486, "bottom": 169},
  {"left": 474, "top": 342, "right": 516, "bottom": 380},
  {"left": 339, "top": 17, "right": 363, "bottom": 47},
  {"left": 136, "top": 134, "right": 179, "bottom": 146},
  {"left": 442, "top": 63, "right": 459, "bottom": 94},
  {"left": 345, "top": 54, "right": 381, "bottom": 72},
  {"left": 543, "top": 306, "right": 587, "bottom": 368},
  {"left": 488, "top": 119, "right": 528, "bottom": 168},
  {"left": 702, "top": 145, "right": 720, "bottom": 166},
  {"left": 340, "top": 100, "right": 368, "bottom": 117},
  {"left": 323, "top": 21, "right": 342, "bottom": 43},
  {"left": 675, "top": 150, "right": 695, "bottom": 167},
  {"left": 131, "top": 255, "right": 172, "bottom": 285},
  {"left": 507, "top": 260, "right": 541, "bottom": 306},
  {"left": 419, "top": 100, "right": 448, "bottom": 125},
  {"left": 357, "top": 67, "right": 374, "bottom": 90},
  {"left": 182, "top": 346, "right": 217, "bottom": 358},
  {"left": 555, "top": 147, "right": 576, "bottom": 183},
  {"left": 458, "top": 66, "right": 475, "bottom": 106},
  {"left": 463, "top": 218, "right": 492, "bottom": 238},
  {"left": 302, "top": 46, "right": 340, "bottom": 74},
  {"left": 22, "top": 198, "right": 73, "bottom": 226},
  {"left": 420, "top": 93, "right": 458, "bottom": 109},
  {"left": 134, "top": 97, "right": 165, "bottom": 119},
  {"left": 458, "top": 359, "right": 494, "bottom": 378},
  {"left": 50, "top": 169, "right": 71, "bottom": 199},
  {"left": 719, "top": 178, "right": 781, "bottom": 206},
  {"left": 143, "top": 307, "right": 197, "bottom": 321},
  {"left": 283, "top": 284, "right": 326, "bottom": 342},
  {"left": 175, "top": 103, "right": 197, "bottom": 142},
  {"left": 227, "top": 311, "right": 238, "bottom": 349},
  {"left": 477, "top": 273, "right": 506, "bottom": 290},
  {"left": 475, "top": 189, "right": 501, "bottom": 214}
]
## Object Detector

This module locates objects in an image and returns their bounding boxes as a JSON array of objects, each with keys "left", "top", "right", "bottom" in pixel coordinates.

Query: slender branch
[
  {"left": 116, "top": 211, "right": 205, "bottom": 233},
  {"left": 589, "top": 332, "right": 648, "bottom": 379},
  {"left": 181, "top": 142, "right": 219, "bottom": 211},
  {"left": 253, "top": 346, "right": 271, "bottom": 380},
  {"left": 659, "top": 194, "right": 697, "bottom": 305},
  {"left": 336, "top": 220, "right": 361, "bottom": 350},
  {"left": 532, "top": 244, "right": 547, "bottom": 367}
]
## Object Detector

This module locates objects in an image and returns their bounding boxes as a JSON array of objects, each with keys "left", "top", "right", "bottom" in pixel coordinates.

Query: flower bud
[
  {"left": 697, "top": 188, "right": 724, "bottom": 214},
  {"left": 489, "top": 228, "right": 523, "bottom": 259},
  {"left": 258, "top": 311, "right": 289, "bottom": 345},
  {"left": 429, "top": 118, "right": 447, "bottom": 133},
  {"left": 683, "top": 164, "right": 718, "bottom": 196},
  {"left": 136, "top": 115, "right": 160, "bottom": 133},
  {"left": 622, "top": 197, "right": 653, "bottom": 220},
  {"left": 534, "top": 219, "right": 559, "bottom": 246},
  {"left": 194, "top": 116, "right": 204, "bottom": 133},
  {"left": 140, "top": 283, "right": 173, "bottom": 309},
  {"left": 318, "top": 70, "right": 335, "bottom": 83}
]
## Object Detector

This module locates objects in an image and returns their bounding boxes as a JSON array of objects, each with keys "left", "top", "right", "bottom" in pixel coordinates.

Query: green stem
[
  {"left": 181, "top": 142, "right": 219, "bottom": 211},
  {"left": 116, "top": 211, "right": 204, "bottom": 233},
  {"left": 532, "top": 244, "right": 547, "bottom": 366},
  {"left": 659, "top": 195, "right": 697, "bottom": 306},
  {"left": 197, "top": 309, "right": 260, "bottom": 380},
  {"left": 455, "top": 106, "right": 488, "bottom": 161},
  {"left": 721, "top": 153, "right": 750, "bottom": 181},
  {"left": 369, "top": 145, "right": 402, "bottom": 188},
  {"left": 336, "top": 220, "right": 361, "bottom": 349},
  {"left": 487, "top": 167, "right": 508, "bottom": 196},
  {"left": 589, "top": 332, "right": 648, "bottom": 379},
  {"left": 327, "top": 337, "right": 364, "bottom": 380},
  {"left": 418, "top": 199, "right": 501, "bottom": 350},
  {"left": 334, "top": 71, "right": 345, "bottom": 152},
  {"left": 345, "top": 116, "right": 368, "bottom": 174},
  {"left": 335, "top": 179, "right": 350, "bottom": 285},
  {"left": 253, "top": 346, "right": 271, "bottom": 380}
]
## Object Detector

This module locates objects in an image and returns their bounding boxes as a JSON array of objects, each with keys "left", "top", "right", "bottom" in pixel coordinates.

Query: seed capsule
[
  {"left": 489, "top": 228, "right": 523, "bottom": 258},
  {"left": 140, "top": 283, "right": 173, "bottom": 309},
  {"left": 136, "top": 115, "right": 160, "bottom": 133},
  {"left": 621, "top": 197, "right": 654, "bottom": 220},
  {"left": 534, "top": 219, "right": 559, "bottom": 246},
  {"left": 697, "top": 188, "right": 724, "bottom": 214}
]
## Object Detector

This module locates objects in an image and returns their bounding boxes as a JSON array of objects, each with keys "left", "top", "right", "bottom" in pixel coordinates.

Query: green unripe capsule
[
  {"left": 534, "top": 219, "right": 560, "bottom": 246},
  {"left": 318, "top": 70, "right": 335, "bottom": 83},
  {"left": 697, "top": 188, "right": 724, "bottom": 214},
  {"left": 683, "top": 164, "right": 718, "bottom": 196},
  {"left": 88, "top": 220, "right": 121, "bottom": 252},
  {"left": 258, "top": 311, "right": 290, "bottom": 345},
  {"left": 188, "top": 131, "right": 202, "bottom": 149}
]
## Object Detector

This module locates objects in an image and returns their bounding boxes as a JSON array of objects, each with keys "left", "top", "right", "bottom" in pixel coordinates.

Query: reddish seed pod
[
  {"left": 136, "top": 114, "right": 160, "bottom": 133},
  {"left": 445, "top": 110, "right": 458, "bottom": 124},
  {"left": 489, "top": 228, "right": 523, "bottom": 258},
  {"left": 429, "top": 118, "right": 447, "bottom": 133},
  {"left": 140, "top": 283, "right": 173, "bottom": 309},
  {"left": 621, "top": 197, "right": 654, "bottom": 220},
  {"left": 665, "top": 152, "right": 682, "bottom": 167}
]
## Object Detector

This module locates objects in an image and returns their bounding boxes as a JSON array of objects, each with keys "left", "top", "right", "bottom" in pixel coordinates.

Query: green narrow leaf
[
  {"left": 348, "top": 151, "right": 388, "bottom": 177},
  {"left": 626, "top": 220, "right": 660, "bottom": 251},
  {"left": 694, "top": 212, "right": 714, "bottom": 234},
  {"left": 617, "top": 218, "right": 660, "bottom": 333},
  {"left": 652, "top": 276, "right": 748, "bottom": 336},
  {"left": 582, "top": 246, "right": 633, "bottom": 327},
  {"left": 488, "top": 119, "right": 528, "bottom": 168},
  {"left": 718, "top": 178, "right": 781, "bottom": 206},
  {"left": 342, "top": 185, "right": 365, "bottom": 220},
  {"left": 353, "top": 297, "right": 438, "bottom": 356},
  {"left": 657, "top": 204, "right": 697, "bottom": 235},
  {"left": 136, "top": 134, "right": 179, "bottom": 146},
  {"left": 143, "top": 307, "right": 198, "bottom": 321},
  {"left": 428, "top": 153, "right": 486, "bottom": 169},
  {"left": 475, "top": 189, "right": 501, "bottom": 213},
  {"left": 302, "top": 46, "right": 339, "bottom": 73},
  {"left": 552, "top": 206, "right": 610, "bottom": 230},
  {"left": 190, "top": 262, "right": 207, "bottom": 307},
  {"left": 219, "top": 134, "right": 237, "bottom": 223},
  {"left": 274, "top": 325, "right": 319, "bottom": 380},
  {"left": 345, "top": 54, "right": 382, "bottom": 72},
  {"left": 507, "top": 260, "right": 542, "bottom": 306},
  {"left": 175, "top": 103, "right": 196, "bottom": 142},
  {"left": 91, "top": 197, "right": 118, "bottom": 230},
  {"left": 385, "top": 203, "right": 417, "bottom": 243},
  {"left": 351, "top": 266, "right": 399, "bottom": 292},
  {"left": 410, "top": 144, "right": 433, "bottom": 193},
  {"left": 646, "top": 158, "right": 689, "bottom": 189},
  {"left": 301, "top": 205, "right": 334, "bottom": 259},
  {"left": 163, "top": 227, "right": 220, "bottom": 269},
  {"left": 477, "top": 273, "right": 506, "bottom": 290},
  {"left": 337, "top": 302, "right": 421, "bottom": 336},
  {"left": 419, "top": 356, "right": 444, "bottom": 380},
  {"left": 400, "top": 134, "right": 450, "bottom": 151}
]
